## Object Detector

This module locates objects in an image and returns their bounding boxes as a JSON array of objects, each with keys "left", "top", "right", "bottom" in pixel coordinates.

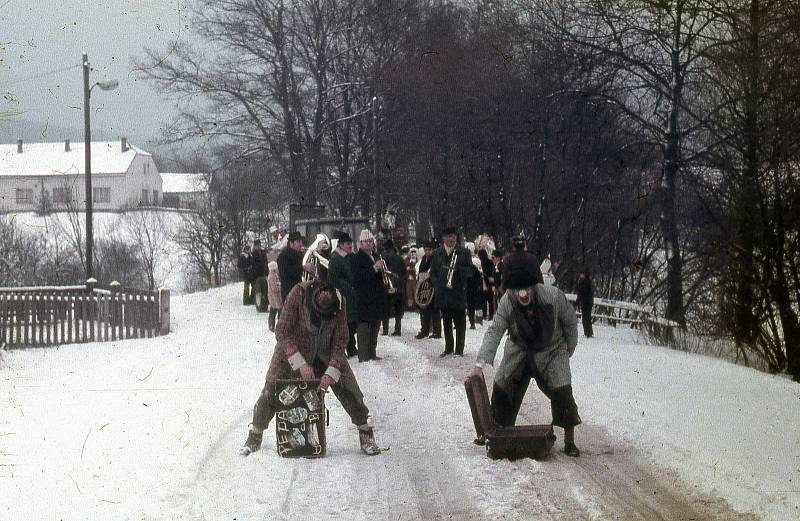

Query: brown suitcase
[
  {"left": 464, "top": 373, "right": 555, "bottom": 460},
  {"left": 275, "top": 379, "right": 327, "bottom": 458}
]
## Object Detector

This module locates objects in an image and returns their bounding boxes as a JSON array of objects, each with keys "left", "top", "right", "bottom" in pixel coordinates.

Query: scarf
[{"left": 509, "top": 289, "right": 555, "bottom": 355}]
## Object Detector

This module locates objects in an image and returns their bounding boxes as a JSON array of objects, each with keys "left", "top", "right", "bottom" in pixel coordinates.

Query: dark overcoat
[
  {"left": 429, "top": 245, "right": 473, "bottom": 310},
  {"left": 277, "top": 247, "right": 304, "bottom": 301},
  {"left": 352, "top": 249, "right": 388, "bottom": 322},
  {"left": 327, "top": 250, "right": 358, "bottom": 323}
]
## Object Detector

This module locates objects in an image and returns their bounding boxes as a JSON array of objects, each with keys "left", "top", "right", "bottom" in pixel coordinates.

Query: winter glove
[
  {"left": 317, "top": 374, "right": 335, "bottom": 393},
  {"left": 299, "top": 363, "right": 316, "bottom": 381}
]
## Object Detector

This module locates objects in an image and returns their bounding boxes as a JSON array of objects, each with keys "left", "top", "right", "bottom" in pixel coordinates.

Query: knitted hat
[{"left": 359, "top": 229, "right": 375, "bottom": 242}]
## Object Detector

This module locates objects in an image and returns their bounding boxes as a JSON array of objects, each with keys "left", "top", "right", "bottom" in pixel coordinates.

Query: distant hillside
[{"left": 0, "top": 117, "right": 116, "bottom": 144}]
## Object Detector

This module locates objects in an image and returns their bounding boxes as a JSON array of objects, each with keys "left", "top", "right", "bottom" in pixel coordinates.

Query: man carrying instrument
[
  {"left": 380, "top": 239, "right": 406, "bottom": 336},
  {"left": 415, "top": 241, "right": 442, "bottom": 340},
  {"left": 430, "top": 227, "right": 474, "bottom": 357},
  {"left": 352, "top": 229, "right": 388, "bottom": 362}
]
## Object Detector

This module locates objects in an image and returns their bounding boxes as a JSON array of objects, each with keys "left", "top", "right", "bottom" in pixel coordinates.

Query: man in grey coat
[{"left": 469, "top": 258, "right": 582, "bottom": 456}]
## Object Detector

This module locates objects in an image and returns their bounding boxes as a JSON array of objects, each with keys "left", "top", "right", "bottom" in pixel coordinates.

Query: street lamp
[{"left": 82, "top": 52, "right": 118, "bottom": 280}]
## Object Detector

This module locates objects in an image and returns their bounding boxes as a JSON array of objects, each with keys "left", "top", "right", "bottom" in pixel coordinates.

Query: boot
[
  {"left": 415, "top": 331, "right": 428, "bottom": 339},
  {"left": 358, "top": 426, "right": 380, "bottom": 456},
  {"left": 239, "top": 429, "right": 263, "bottom": 456}
]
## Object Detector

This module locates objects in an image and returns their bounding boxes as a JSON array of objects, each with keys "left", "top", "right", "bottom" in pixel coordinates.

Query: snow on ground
[{"left": 1, "top": 283, "right": 798, "bottom": 520}]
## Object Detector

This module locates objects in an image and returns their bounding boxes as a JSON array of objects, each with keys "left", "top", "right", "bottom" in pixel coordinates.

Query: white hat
[
  {"left": 269, "top": 225, "right": 278, "bottom": 233},
  {"left": 359, "top": 229, "right": 374, "bottom": 242}
]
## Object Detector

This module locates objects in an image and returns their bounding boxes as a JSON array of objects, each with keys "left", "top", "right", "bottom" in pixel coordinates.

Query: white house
[
  {"left": 160, "top": 172, "right": 208, "bottom": 210},
  {"left": 0, "top": 138, "right": 162, "bottom": 212}
]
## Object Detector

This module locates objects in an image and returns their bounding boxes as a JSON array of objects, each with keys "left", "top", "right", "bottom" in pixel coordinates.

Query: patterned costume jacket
[{"left": 267, "top": 281, "right": 358, "bottom": 395}]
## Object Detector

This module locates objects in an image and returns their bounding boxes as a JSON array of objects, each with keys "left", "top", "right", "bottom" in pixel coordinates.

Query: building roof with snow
[
  {"left": 159, "top": 173, "right": 208, "bottom": 194},
  {"left": 0, "top": 139, "right": 149, "bottom": 176}
]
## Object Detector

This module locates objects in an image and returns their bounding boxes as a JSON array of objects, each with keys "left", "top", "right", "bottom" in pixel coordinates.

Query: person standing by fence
[{"left": 576, "top": 270, "right": 594, "bottom": 338}]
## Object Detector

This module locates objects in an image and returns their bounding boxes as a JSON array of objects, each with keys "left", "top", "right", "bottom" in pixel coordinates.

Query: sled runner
[
  {"left": 464, "top": 373, "right": 554, "bottom": 460},
  {"left": 275, "top": 379, "right": 327, "bottom": 458}
]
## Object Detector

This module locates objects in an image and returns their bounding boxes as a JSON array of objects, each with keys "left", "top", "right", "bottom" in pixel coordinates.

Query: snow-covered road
[{"left": 2, "top": 284, "right": 797, "bottom": 520}]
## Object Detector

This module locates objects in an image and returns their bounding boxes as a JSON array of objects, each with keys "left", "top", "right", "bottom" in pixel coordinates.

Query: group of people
[{"left": 239, "top": 226, "right": 593, "bottom": 459}]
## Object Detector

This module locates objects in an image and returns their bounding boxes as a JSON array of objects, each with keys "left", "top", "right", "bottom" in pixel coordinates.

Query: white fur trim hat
[{"left": 359, "top": 229, "right": 375, "bottom": 242}]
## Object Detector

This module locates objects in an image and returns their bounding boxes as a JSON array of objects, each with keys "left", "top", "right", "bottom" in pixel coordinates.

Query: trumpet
[
  {"left": 445, "top": 252, "right": 458, "bottom": 289},
  {"left": 378, "top": 254, "right": 397, "bottom": 294}
]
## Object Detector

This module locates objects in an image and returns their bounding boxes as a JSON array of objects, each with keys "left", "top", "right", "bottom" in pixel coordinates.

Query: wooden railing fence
[
  {"left": 0, "top": 280, "right": 170, "bottom": 349},
  {"left": 564, "top": 293, "right": 679, "bottom": 343}
]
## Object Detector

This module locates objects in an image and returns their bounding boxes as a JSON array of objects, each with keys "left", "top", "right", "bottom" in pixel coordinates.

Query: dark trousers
[
  {"left": 356, "top": 320, "right": 380, "bottom": 362},
  {"left": 382, "top": 294, "right": 405, "bottom": 334},
  {"left": 482, "top": 290, "right": 494, "bottom": 320},
  {"left": 419, "top": 306, "right": 441, "bottom": 336},
  {"left": 268, "top": 307, "right": 281, "bottom": 331},
  {"left": 491, "top": 362, "right": 581, "bottom": 429},
  {"left": 441, "top": 308, "right": 466, "bottom": 355},
  {"left": 251, "top": 358, "right": 369, "bottom": 431},
  {"left": 347, "top": 321, "right": 358, "bottom": 357},
  {"left": 581, "top": 304, "right": 593, "bottom": 337},
  {"left": 242, "top": 280, "right": 254, "bottom": 305}
]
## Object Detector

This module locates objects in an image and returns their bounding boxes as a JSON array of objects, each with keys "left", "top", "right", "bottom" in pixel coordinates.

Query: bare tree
[{"left": 121, "top": 211, "right": 176, "bottom": 290}]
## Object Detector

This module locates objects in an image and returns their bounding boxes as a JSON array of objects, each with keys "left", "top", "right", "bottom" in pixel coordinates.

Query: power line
[{"left": 1, "top": 63, "right": 82, "bottom": 87}]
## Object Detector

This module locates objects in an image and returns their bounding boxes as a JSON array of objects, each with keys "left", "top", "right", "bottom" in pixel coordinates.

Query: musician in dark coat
[
  {"left": 277, "top": 232, "right": 306, "bottom": 302},
  {"left": 380, "top": 240, "right": 407, "bottom": 336},
  {"left": 352, "top": 229, "right": 388, "bottom": 362},
  {"left": 251, "top": 239, "right": 269, "bottom": 280},
  {"left": 429, "top": 227, "right": 474, "bottom": 357},
  {"left": 327, "top": 232, "right": 359, "bottom": 357},
  {"left": 576, "top": 270, "right": 594, "bottom": 338},
  {"left": 415, "top": 241, "right": 442, "bottom": 339},
  {"left": 478, "top": 249, "right": 496, "bottom": 320}
]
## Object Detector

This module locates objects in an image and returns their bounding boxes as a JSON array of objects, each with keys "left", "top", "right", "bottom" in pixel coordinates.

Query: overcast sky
[{"left": 1, "top": 1, "right": 195, "bottom": 156}]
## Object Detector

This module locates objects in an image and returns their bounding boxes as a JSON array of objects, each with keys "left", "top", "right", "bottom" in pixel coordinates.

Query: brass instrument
[
  {"left": 377, "top": 254, "right": 397, "bottom": 294},
  {"left": 445, "top": 251, "right": 458, "bottom": 289},
  {"left": 302, "top": 233, "right": 331, "bottom": 281},
  {"left": 414, "top": 270, "right": 434, "bottom": 308}
]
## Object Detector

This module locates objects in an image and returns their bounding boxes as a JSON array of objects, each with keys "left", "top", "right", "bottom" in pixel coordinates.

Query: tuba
[
  {"left": 302, "top": 233, "right": 331, "bottom": 281},
  {"left": 414, "top": 265, "right": 434, "bottom": 308}
]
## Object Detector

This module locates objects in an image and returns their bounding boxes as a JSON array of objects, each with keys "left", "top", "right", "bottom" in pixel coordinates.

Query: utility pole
[{"left": 83, "top": 53, "right": 94, "bottom": 280}]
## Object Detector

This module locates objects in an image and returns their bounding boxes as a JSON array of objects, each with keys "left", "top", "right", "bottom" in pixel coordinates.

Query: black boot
[{"left": 239, "top": 430, "right": 263, "bottom": 456}]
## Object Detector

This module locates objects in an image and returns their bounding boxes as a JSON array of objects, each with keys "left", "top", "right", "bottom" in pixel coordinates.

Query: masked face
[{"left": 514, "top": 287, "right": 533, "bottom": 306}]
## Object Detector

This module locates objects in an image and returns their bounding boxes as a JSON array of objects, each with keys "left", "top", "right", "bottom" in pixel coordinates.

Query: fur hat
[
  {"left": 336, "top": 231, "right": 353, "bottom": 244},
  {"left": 287, "top": 231, "right": 304, "bottom": 244},
  {"left": 504, "top": 254, "right": 543, "bottom": 289},
  {"left": 359, "top": 229, "right": 375, "bottom": 242}
]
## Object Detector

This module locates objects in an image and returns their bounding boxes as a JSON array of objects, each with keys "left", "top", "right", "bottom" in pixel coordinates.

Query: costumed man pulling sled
[
  {"left": 468, "top": 254, "right": 583, "bottom": 457},
  {"left": 240, "top": 278, "right": 381, "bottom": 456}
]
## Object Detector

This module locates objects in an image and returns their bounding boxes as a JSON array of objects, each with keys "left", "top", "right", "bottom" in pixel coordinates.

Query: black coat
[
  {"left": 380, "top": 250, "right": 407, "bottom": 296},
  {"left": 327, "top": 251, "right": 358, "bottom": 323},
  {"left": 237, "top": 253, "right": 254, "bottom": 282},
  {"left": 352, "top": 249, "right": 388, "bottom": 322},
  {"left": 576, "top": 277, "right": 594, "bottom": 311},
  {"left": 429, "top": 245, "right": 473, "bottom": 310},
  {"left": 252, "top": 249, "right": 268, "bottom": 279},
  {"left": 277, "top": 247, "right": 304, "bottom": 302}
]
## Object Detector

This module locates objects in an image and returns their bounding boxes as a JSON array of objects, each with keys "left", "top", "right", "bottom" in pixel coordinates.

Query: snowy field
[{"left": 1, "top": 283, "right": 798, "bottom": 520}]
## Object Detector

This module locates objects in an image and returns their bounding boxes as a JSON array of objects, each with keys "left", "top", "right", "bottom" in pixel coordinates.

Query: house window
[
  {"left": 141, "top": 189, "right": 149, "bottom": 205},
  {"left": 15, "top": 188, "right": 33, "bottom": 205},
  {"left": 52, "top": 187, "right": 72, "bottom": 203},
  {"left": 152, "top": 190, "right": 158, "bottom": 205},
  {"left": 93, "top": 187, "right": 111, "bottom": 203}
]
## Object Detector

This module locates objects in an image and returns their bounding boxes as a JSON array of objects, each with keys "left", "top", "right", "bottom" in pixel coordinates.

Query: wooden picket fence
[{"left": 0, "top": 281, "right": 170, "bottom": 349}]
